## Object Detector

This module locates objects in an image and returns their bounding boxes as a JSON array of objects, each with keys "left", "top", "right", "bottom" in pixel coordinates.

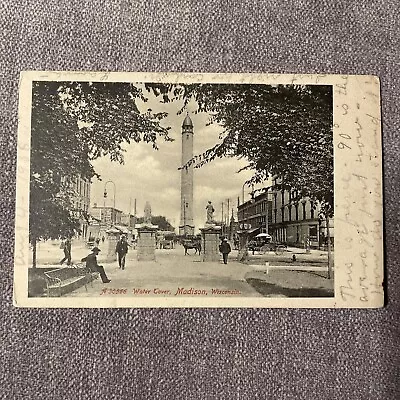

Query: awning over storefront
[
  {"left": 106, "top": 227, "right": 120, "bottom": 234},
  {"left": 114, "top": 225, "right": 130, "bottom": 234},
  {"left": 237, "top": 227, "right": 260, "bottom": 235}
]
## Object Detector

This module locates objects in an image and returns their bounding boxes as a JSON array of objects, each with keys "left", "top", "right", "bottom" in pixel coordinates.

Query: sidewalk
[
  {"left": 34, "top": 239, "right": 114, "bottom": 267},
  {"left": 67, "top": 248, "right": 263, "bottom": 298},
  {"left": 32, "top": 242, "right": 333, "bottom": 298},
  {"left": 244, "top": 268, "right": 334, "bottom": 298},
  {"left": 245, "top": 246, "right": 333, "bottom": 267},
  {"left": 242, "top": 246, "right": 334, "bottom": 297}
]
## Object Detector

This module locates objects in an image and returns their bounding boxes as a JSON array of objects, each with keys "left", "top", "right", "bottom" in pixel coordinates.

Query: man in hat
[
  {"left": 60, "top": 237, "right": 72, "bottom": 266},
  {"left": 219, "top": 238, "right": 231, "bottom": 265},
  {"left": 115, "top": 234, "right": 129, "bottom": 270},
  {"left": 81, "top": 247, "right": 111, "bottom": 283}
]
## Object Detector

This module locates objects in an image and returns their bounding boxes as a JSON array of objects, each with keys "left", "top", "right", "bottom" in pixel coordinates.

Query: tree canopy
[
  {"left": 30, "top": 81, "right": 171, "bottom": 246},
  {"left": 29, "top": 79, "right": 333, "bottom": 265},
  {"left": 136, "top": 215, "right": 175, "bottom": 231},
  {"left": 147, "top": 83, "right": 333, "bottom": 215}
]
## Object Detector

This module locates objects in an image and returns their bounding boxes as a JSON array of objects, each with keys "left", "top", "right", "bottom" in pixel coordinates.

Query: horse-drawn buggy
[{"left": 247, "top": 233, "right": 287, "bottom": 255}]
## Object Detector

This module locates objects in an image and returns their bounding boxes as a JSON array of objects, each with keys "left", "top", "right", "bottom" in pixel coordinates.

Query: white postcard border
[{"left": 13, "top": 71, "right": 384, "bottom": 308}]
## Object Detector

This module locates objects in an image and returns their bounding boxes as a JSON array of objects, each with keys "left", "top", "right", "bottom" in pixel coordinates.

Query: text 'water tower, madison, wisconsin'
[{"left": 179, "top": 114, "right": 195, "bottom": 236}]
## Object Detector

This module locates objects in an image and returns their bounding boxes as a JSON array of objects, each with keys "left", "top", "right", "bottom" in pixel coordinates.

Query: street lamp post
[
  {"left": 221, "top": 201, "right": 224, "bottom": 235},
  {"left": 104, "top": 180, "right": 116, "bottom": 226}
]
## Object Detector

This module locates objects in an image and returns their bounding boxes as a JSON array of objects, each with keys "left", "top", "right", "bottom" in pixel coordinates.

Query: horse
[{"left": 182, "top": 240, "right": 202, "bottom": 255}]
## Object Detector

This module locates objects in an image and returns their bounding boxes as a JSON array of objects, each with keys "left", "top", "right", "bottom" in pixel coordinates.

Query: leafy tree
[
  {"left": 30, "top": 81, "right": 171, "bottom": 267},
  {"left": 135, "top": 216, "right": 175, "bottom": 231},
  {"left": 148, "top": 83, "right": 334, "bottom": 276}
]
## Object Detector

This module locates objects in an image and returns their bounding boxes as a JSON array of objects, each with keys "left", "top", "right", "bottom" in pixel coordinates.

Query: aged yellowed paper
[{"left": 14, "top": 72, "right": 383, "bottom": 308}]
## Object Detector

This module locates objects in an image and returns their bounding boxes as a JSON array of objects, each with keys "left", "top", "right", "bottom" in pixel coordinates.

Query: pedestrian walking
[
  {"left": 219, "top": 238, "right": 231, "bottom": 265},
  {"left": 60, "top": 238, "right": 72, "bottom": 266},
  {"left": 116, "top": 235, "right": 129, "bottom": 270},
  {"left": 81, "top": 247, "right": 111, "bottom": 283}
]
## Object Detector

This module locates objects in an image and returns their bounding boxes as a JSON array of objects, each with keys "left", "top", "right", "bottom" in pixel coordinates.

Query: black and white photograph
[{"left": 14, "top": 72, "right": 383, "bottom": 308}]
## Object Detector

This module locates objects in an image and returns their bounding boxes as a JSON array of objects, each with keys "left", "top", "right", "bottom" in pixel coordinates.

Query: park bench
[
  {"left": 75, "top": 262, "right": 100, "bottom": 289},
  {"left": 44, "top": 264, "right": 99, "bottom": 297}
]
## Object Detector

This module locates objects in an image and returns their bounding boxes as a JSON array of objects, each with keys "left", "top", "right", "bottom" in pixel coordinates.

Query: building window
[
  {"left": 281, "top": 207, "right": 284, "bottom": 222},
  {"left": 302, "top": 202, "right": 307, "bottom": 220},
  {"left": 309, "top": 225, "right": 317, "bottom": 240},
  {"left": 288, "top": 205, "right": 292, "bottom": 221},
  {"left": 281, "top": 190, "right": 285, "bottom": 205},
  {"left": 311, "top": 202, "right": 315, "bottom": 219},
  {"left": 274, "top": 209, "right": 277, "bottom": 224},
  {"left": 295, "top": 203, "right": 299, "bottom": 220}
]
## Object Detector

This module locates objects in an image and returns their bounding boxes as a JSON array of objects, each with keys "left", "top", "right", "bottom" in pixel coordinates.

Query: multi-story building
[
  {"left": 228, "top": 212, "right": 239, "bottom": 241},
  {"left": 121, "top": 213, "right": 136, "bottom": 228},
  {"left": 237, "top": 180, "right": 334, "bottom": 248},
  {"left": 269, "top": 178, "right": 334, "bottom": 248},
  {"left": 91, "top": 205, "right": 122, "bottom": 227},
  {"left": 68, "top": 175, "right": 91, "bottom": 239},
  {"left": 237, "top": 192, "right": 273, "bottom": 237}
]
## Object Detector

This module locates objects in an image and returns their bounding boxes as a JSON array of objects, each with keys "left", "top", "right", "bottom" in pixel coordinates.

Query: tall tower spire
[{"left": 179, "top": 113, "right": 195, "bottom": 236}]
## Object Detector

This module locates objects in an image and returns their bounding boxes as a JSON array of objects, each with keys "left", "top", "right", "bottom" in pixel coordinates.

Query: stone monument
[
  {"left": 104, "top": 227, "right": 119, "bottom": 262},
  {"left": 205, "top": 201, "right": 215, "bottom": 224},
  {"left": 179, "top": 114, "right": 195, "bottom": 235},
  {"left": 200, "top": 201, "right": 221, "bottom": 262},
  {"left": 136, "top": 201, "right": 158, "bottom": 261}
]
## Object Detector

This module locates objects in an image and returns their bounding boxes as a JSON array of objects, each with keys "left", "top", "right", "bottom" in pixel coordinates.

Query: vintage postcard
[{"left": 14, "top": 71, "right": 384, "bottom": 308}]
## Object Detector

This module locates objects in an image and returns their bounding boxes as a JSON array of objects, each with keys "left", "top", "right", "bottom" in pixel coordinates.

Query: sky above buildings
[{"left": 90, "top": 89, "right": 261, "bottom": 233}]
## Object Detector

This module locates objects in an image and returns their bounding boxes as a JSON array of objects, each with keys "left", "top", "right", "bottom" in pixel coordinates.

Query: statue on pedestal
[
  {"left": 206, "top": 201, "right": 215, "bottom": 224},
  {"left": 144, "top": 201, "right": 152, "bottom": 225}
]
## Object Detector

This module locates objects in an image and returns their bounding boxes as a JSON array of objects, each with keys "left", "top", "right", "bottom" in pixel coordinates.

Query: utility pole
[
  {"left": 226, "top": 199, "right": 230, "bottom": 238},
  {"left": 129, "top": 197, "right": 132, "bottom": 228},
  {"left": 133, "top": 198, "right": 137, "bottom": 228},
  {"left": 221, "top": 201, "right": 224, "bottom": 236},
  {"left": 266, "top": 199, "right": 268, "bottom": 235}
]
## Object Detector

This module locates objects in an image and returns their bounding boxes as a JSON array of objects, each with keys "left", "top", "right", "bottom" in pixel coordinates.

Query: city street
[
  {"left": 66, "top": 244, "right": 262, "bottom": 298},
  {"left": 33, "top": 239, "right": 333, "bottom": 298},
  {"left": 24, "top": 81, "right": 336, "bottom": 301},
  {"left": 35, "top": 239, "right": 262, "bottom": 297}
]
